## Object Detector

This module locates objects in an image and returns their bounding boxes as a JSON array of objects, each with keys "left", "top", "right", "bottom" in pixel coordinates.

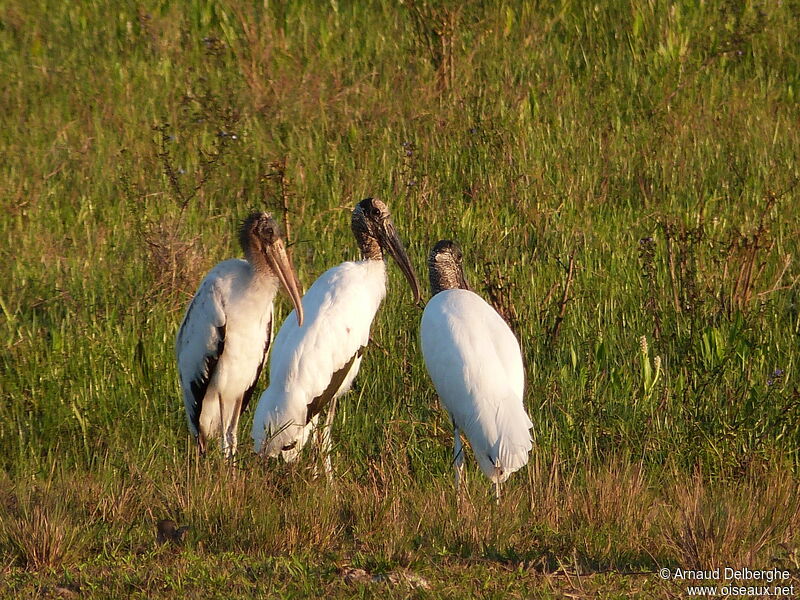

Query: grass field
[{"left": 2, "top": 0, "right": 799, "bottom": 597}]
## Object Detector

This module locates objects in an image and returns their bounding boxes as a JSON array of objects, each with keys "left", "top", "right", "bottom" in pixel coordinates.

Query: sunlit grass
[{"left": 1, "top": 0, "right": 799, "bottom": 596}]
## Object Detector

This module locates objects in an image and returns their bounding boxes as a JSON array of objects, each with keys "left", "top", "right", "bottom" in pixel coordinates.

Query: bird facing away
[
  {"left": 252, "top": 198, "right": 421, "bottom": 477},
  {"left": 419, "top": 240, "right": 533, "bottom": 501},
  {"left": 176, "top": 213, "right": 304, "bottom": 458}
]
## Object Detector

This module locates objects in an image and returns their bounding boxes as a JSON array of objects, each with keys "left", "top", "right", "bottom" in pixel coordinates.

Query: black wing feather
[
  {"left": 305, "top": 346, "right": 365, "bottom": 425},
  {"left": 187, "top": 324, "right": 225, "bottom": 435}
]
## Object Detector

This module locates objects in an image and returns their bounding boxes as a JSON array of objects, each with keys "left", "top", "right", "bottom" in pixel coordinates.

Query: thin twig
[
  {"left": 548, "top": 250, "right": 575, "bottom": 344},
  {"left": 264, "top": 157, "right": 295, "bottom": 263},
  {"left": 664, "top": 230, "right": 681, "bottom": 313}
]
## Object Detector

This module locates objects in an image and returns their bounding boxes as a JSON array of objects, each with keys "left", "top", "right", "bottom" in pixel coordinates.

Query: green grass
[{"left": 1, "top": 0, "right": 799, "bottom": 596}]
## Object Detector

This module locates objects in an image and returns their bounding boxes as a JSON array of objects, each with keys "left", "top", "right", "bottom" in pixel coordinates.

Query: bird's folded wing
[{"left": 176, "top": 277, "right": 227, "bottom": 435}]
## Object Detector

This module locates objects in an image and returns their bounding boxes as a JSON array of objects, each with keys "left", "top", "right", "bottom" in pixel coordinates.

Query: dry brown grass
[
  {"left": 2, "top": 452, "right": 798, "bottom": 576},
  {"left": 0, "top": 475, "right": 89, "bottom": 570},
  {"left": 659, "top": 466, "right": 800, "bottom": 569}
]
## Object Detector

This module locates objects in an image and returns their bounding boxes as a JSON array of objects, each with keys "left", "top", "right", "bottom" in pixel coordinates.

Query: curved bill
[
  {"left": 378, "top": 221, "right": 422, "bottom": 305},
  {"left": 265, "top": 238, "right": 305, "bottom": 326}
]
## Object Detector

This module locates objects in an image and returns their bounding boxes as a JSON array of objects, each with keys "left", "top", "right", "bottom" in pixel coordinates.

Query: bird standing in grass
[
  {"left": 252, "top": 198, "right": 421, "bottom": 477},
  {"left": 419, "top": 240, "right": 533, "bottom": 501},
  {"left": 176, "top": 213, "right": 304, "bottom": 457}
]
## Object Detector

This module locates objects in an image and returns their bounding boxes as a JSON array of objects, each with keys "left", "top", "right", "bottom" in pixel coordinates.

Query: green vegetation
[{"left": 1, "top": 0, "right": 799, "bottom": 596}]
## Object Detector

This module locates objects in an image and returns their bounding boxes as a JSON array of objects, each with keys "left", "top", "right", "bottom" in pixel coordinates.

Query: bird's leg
[
  {"left": 453, "top": 423, "right": 464, "bottom": 495},
  {"left": 226, "top": 396, "right": 244, "bottom": 463},
  {"left": 217, "top": 394, "right": 233, "bottom": 462},
  {"left": 495, "top": 480, "right": 501, "bottom": 505},
  {"left": 228, "top": 428, "right": 239, "bottom": 464},
  {"left": 309, "top": 416, "right": 321, "bottom": 479},
  {"left": 197, "top": 433, "right": 207, "bottom": 458},
  {"left": 320, "top": 396, "right": 338, "bottom": 482},
  {"left": 192, "top": 434, "right": 201, "bottom": 479}
]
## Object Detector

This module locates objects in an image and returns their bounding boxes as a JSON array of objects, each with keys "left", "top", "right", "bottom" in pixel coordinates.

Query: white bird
[
  {"left": 176, "top": 213, "right": 304, "bottom": 457},
  {"left": 419, "top": 240, "right": 533, "bottom": 501},
  {"left": 252, "top": 198, "right": 421, "bottom": 476}
]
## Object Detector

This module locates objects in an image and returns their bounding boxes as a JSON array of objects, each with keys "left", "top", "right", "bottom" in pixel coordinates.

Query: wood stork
[
  {"left": 251, "top": 198, "right": 421, "bottom": 476},
  {"left": 175, "top": 213, "right": 304, "bottom": 458},
  {"left": 419, "top": 240, "right": 533, "bottom": 501}
]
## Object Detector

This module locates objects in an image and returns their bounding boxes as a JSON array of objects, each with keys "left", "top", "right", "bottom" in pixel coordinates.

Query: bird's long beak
[
  {"left": 379, "top": 221, "right": 422, "bottom": 305},
  {"left": 266, "top": 239, "right": 304, "bottom": 326}
]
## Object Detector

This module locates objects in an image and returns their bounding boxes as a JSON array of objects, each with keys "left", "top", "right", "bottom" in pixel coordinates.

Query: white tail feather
[
  {"left": 469, "top": 395, "right": 533, "bottom": 483},
  {"left": 252, "top": 390, "right": 309, "bottom": 457}
]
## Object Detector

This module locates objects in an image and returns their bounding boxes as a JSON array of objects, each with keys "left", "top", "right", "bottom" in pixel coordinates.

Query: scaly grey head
[
  {"left": 239, "top": 212, "right": 304, "bottom": 326},
  {"left": 351, "top": 198, "right": 421, "bottom": 305},
  {"left": 428, "top": 240, "right": 471, "bottom": 295}
]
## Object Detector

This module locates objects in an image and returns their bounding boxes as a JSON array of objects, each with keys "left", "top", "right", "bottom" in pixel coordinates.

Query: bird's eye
[
  {"left": 261, "top": 226, "right": 274, "bottom": 241},
  {"left": 370, "top": 207, "right": 381, "bottom": 218}
]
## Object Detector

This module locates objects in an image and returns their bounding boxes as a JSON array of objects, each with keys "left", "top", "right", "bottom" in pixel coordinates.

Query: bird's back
[
  {"left": 420, "top": 289, "right": 532, "bottom": 482},
  {"left": 252, "top": 259, "right": 386, "bottom": 454}
]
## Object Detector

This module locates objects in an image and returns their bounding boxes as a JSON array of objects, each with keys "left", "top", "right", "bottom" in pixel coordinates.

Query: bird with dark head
[
  {"left": 253, "top": 198, "right": 421, "bottom": 477},
  {"left": 420, "top": 240, "right": 533, "bottom": 503},
  {"left": 428, "top": 239, "right": 471, "bottom": 294},
  {"left": 351, "top": 198, "right": 421, "bottom": 304},
  {"left": 239, "top": 213, "right": 304, "bottom": 325},
  {"left": 176, "top": 212, "right": 304, "bottom": 458}
]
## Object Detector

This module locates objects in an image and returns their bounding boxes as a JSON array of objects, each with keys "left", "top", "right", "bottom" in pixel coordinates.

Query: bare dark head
[
  {"left": 428, "top": 240, "right": 470, "bottom": 295},
  {"left": 351, "top": 198, "right": 390, "bottom": 259},
  {"left": 239, "top": 212, "right": 305, "bottom": 326},
  {"left": 351, "top": 198, "right": 421, "bottom": 305},
  {"left": 239, "top": 212, "right": 279, "bottom": 257}
]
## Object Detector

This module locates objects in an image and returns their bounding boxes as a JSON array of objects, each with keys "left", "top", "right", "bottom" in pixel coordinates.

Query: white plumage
[
  {"left": 420, "top": 240, "right": 532, "bottom": 499},
  {"left": 252, "top": 198, "right": 420, "bottom": 474},
  {"left": 176, "top": 213, "right": 303, "bottom": 457},
  {"left": 252, "top": 259, "right": 385, "bottom": 459}
]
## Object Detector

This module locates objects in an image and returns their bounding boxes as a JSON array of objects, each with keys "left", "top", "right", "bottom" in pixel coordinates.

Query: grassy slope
[{"left": 1, "top": 0, "right": 799, "bottom": 596}]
